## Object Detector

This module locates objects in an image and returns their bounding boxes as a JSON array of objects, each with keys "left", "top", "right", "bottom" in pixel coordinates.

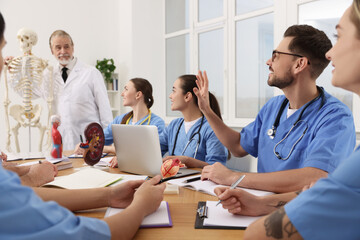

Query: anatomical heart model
[{"left": 161, "top": 158, "right": 185, "bottom": 178}]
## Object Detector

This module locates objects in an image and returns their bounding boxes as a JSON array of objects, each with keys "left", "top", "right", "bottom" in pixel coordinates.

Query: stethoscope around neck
[
  {"left": 268, "top": 86, "right": 325, "bottom": 160},
  {"left": 171, "top": 116, "right": 204, "bottom": 159},
  {"left": 125, "top": 110, "right": 151, "bottom": 125}
]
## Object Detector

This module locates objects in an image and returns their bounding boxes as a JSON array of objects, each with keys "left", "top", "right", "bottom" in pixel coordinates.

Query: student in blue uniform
[
  {"left": 196, "top": 24, "right": 356, "bottom": 193},
  {"left": 159, "top": 74, "right": 227, "bottom": 168},
  {"left": 75, "top": 78, "right": 165, "bottom": 155},
  {"left": 0, "top": 12, "right": 165, "bottom": 240},
  {"left": 244, "top": 2, "right": 360, "bottom": 239}
]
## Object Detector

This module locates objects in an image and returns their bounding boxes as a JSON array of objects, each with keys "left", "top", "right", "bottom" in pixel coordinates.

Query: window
[
  {"left": 164, "top": 0, "right": 356, "bottom": 129},
  {"left": 236, "top": 12, "right": 273, "bottom": 118},
  {"left": 298, "top": 0, "right": 353, "bottom": 111},
  {"left": 165, "top": 0, "right": 273, "bottom": 123}
]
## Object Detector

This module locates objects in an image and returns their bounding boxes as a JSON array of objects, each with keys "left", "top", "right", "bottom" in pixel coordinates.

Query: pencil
[{"left": 216, "top": 175, "right": 246, "bottom": 206}]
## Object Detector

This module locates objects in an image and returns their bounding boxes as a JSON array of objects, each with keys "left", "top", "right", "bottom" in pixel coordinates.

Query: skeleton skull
[{"left": 17, "top": 28, "right": 38, "bottom": 54}]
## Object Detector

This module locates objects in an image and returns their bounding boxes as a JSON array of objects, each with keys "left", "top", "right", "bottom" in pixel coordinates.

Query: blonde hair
[{"left": 350, "top": 0, "right": 360, "bottom": 38}]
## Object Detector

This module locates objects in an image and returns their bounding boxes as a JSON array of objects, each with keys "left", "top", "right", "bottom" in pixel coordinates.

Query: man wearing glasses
[{"left": 195, "top": 25, "right": 356, "bottom": 193}]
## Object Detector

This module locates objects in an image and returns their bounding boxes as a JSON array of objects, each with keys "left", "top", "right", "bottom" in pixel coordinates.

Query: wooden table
[{"left": 30, "top": 156, "right": 245, "bottom": 239}]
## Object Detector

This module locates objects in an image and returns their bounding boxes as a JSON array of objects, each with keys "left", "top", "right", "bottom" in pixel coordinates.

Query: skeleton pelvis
[{"left": 9, "top": 104, "right": 42, "bottom": 125}]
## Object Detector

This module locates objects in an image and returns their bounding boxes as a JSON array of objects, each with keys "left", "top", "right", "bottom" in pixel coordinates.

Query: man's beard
[
  {"left": 57, "top": 54, "right": 72, "bottom": 65},
  {"left": 267, "top": 68, "right": 294, "bottom": 89}
]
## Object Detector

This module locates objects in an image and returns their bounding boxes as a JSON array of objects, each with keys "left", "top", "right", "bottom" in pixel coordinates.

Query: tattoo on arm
[
  {"left": 264, "top": 207, "right": 285, "bottom": 239},
  {"left": 264, "top": 207, "right": 299, "bottom": 239},
  {"left": 284, "top": 220, "right": 298, "bottom": 237},
  {"left": 273, "top": 201, "right": 287, "bottom": 208}
]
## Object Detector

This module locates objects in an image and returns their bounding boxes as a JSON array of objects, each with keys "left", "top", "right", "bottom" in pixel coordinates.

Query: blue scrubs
[
  {"left": 160, "top": 117, "right": 227, "bottom": 165},
  {"left": 240, "top": 89, "right": 355, "bottom": 173},
  {"left": 104, "top": 112, "right": 165, "bottom": 145},
  {"left": 0, "top": 166, "right": 111, "bottom": 240},
  {"left": 285, "top": 147, "right": 360, "bottom": 240}
]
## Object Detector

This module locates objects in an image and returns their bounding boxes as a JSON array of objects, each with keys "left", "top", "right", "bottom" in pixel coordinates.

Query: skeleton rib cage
[{"left": 7, "top": 56, "right": 47, "bottom": 117}]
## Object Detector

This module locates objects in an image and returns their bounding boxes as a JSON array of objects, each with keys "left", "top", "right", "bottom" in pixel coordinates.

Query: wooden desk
[{"left": 32, "top": 156, "right": 245, "bottom": 239}]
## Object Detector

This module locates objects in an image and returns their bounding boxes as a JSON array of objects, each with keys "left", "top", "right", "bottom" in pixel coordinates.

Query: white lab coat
[{"left": 44, "top": 59, "right": 112, "bottom": 150}]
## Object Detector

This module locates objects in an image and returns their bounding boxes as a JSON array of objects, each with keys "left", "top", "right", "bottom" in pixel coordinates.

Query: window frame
[{"left": 163, "top": 0, "right": 359, "bottom": 131}]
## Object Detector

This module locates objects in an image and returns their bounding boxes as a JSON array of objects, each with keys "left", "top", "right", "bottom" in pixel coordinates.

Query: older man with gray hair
[{"left": 41, "top": 30, "right": 112, "bottom": 151}]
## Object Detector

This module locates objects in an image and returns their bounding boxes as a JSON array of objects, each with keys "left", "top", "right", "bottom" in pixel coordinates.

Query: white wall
[
  {"left": 124, "top": 0, "right": 165, "bottom": 116},
  {"left": 0, "top": 0, "right": 165, "bottom": 153}
]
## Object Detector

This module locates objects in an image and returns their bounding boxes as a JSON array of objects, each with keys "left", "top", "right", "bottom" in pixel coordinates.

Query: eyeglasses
[{"left": 272, "top": 50, "right": 310, "bottom": 65}]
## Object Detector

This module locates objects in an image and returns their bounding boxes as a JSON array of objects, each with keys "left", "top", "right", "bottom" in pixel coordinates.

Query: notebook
[
  {"left": 55, "top": 161, "right": 73, "bottom": 171},
  {"left": 112, "top": 125, "right": 199, "bottom": 177},
  {"left": 43, "top": 168, "right": 123, "bottom": 189},
  {"left": 105, "top": 201, "right": 172, "bottom": 228},
  {"left": 68, "top": 153, "right": 109, "bottom": 158},
  {"left": 6, "top": 152, "right": 45, "bottom": 161},
  {"left": 19, "top": 157, "right": 68, "bottom": 167},
  {"left": 168, "top": 175, "right": 273, "bottom": 197},
  {"left": 195, "top": 201, "right": 260, "bottom": 229}
]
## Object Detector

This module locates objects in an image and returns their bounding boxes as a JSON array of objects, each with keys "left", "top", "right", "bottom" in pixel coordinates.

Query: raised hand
[{"left": 194, "top": 70, "right": 211, "bottom": 114}]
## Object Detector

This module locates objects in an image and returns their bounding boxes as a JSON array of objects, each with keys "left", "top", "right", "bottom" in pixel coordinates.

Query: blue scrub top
[
  {"left": 285, "top": 147, "right": 360, "bottom": 240},
  {"left": 0, "top": 166, "right": 111, "bottom": 240},
  {"left": 104, "top": 111, "right": 165, "bottom": 145},
  {"left": 240, "top": 89, "right": 356, "bottom": 173},
  {"left": 160, "top": 117, "right": 227, "bottom": 165}
]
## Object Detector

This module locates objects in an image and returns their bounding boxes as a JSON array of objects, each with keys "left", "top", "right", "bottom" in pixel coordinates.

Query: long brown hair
[
  {"left": 178, "top": 74, "right": 222, "bottom": 119},
  {"left": 121, "top": 78, "right": 154, "bottom": 124}
]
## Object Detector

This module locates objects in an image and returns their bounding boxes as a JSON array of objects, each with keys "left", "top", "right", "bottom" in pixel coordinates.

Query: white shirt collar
[{"left": 184, "top": 117, "right": 202, "bottom": 134}]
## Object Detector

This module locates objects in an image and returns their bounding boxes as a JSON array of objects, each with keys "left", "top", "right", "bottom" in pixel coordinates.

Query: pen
[
  {"left": 183, "top": 176, "right": 201, "bottom": 183},
  {"left": 216, "top": 175, "right": 245, "bottom": 207},
  {"left": 157, "top": 176, "right": 177, "bottom": 184}
]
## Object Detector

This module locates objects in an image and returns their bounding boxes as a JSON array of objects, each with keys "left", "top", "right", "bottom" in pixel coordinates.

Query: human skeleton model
[
  {"left": 3, "top": 28, "right": 53, "bottom": 153},
  {"left": 51, "top": 115, "right": 62, "bottom": 158}
]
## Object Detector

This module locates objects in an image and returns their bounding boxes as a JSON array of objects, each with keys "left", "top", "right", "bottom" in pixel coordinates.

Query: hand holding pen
[{"left": 216, "top": 175, "right": 245, "bottom": 207}]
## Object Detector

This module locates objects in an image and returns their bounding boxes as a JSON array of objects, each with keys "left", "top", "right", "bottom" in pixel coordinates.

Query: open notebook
[
  {"left": 19, "top": 157, "right": 72, "bottom": 171},
  {"left": 105, "top": 201, "right": 172, "bottom": 228},
  {"left": 6, "top": 152, "right": 45, "bottom": 161},
  {"left": 195, "top": 201, "right": 260, "bottom": 229},
  {"left": 43, "top": 168, "right": 124, "bottom": 189},
  {"left": 168, "top": 175, "right": 273, "bottom": 197}
]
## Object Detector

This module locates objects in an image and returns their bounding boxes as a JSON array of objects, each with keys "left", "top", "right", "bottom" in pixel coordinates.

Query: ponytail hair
[
  {"left": 178, "top": 74, "right": 222, "bottom": 119},
  {"left": 178, "top": 74, "right": 230, "bottom": 159},
  {"left": 121, "top": 78, "right": 154, "bottom": 124}
]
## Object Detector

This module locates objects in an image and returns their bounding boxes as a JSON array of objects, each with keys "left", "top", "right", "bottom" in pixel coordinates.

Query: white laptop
[{"left": 112, "top": 124, "right": 200, "bottom": 177}]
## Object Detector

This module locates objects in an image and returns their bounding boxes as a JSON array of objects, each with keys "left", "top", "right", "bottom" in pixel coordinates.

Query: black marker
[
  {"left": 157, "top": 176, "right": 177, "bottom": 184},
  {"left": 184, "top": 176, "right": 201, "bottom": 183}
]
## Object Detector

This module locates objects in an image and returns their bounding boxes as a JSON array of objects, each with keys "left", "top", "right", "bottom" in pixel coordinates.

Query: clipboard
[{"left": 194, "top": 202, "right": 246, "bottom": 230}]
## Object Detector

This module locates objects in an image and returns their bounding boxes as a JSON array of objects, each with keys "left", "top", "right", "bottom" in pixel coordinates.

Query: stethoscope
[
  {"left": 125, "top": 110, "right": 152, "bottom": 125},
  {"left": 171, "top": 116, "right": 204, "bottom": 158},
  {"left": 268, "top": 86, "right": 325, "bottom": 160}
]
